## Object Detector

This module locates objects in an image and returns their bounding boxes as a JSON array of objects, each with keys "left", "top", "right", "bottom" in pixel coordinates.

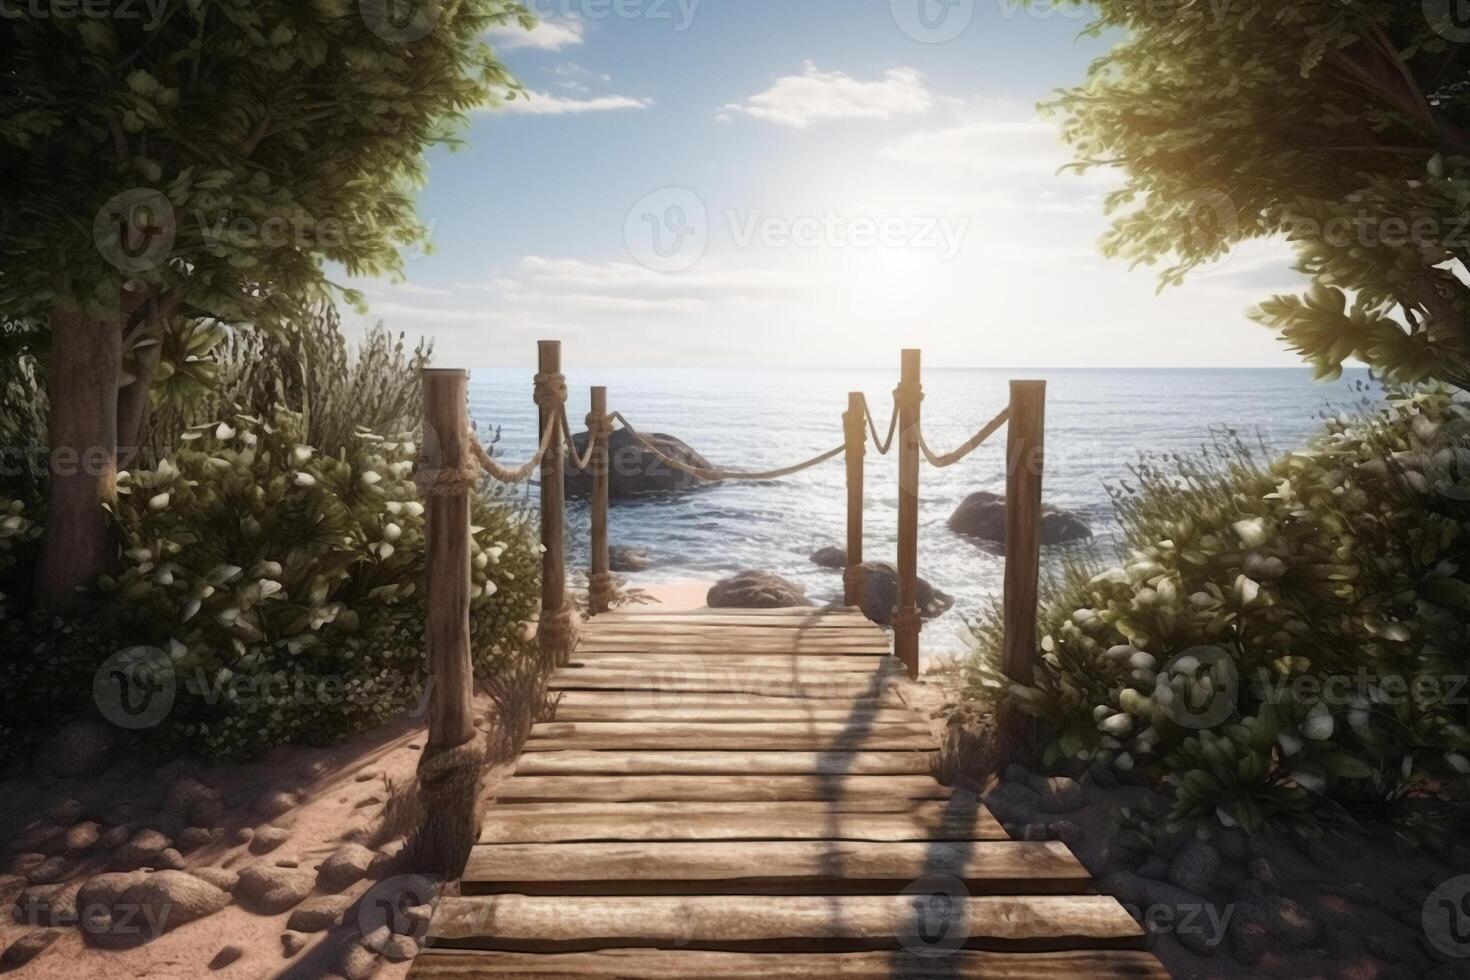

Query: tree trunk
[{"left": 35, "top": 307, "right": 122, "bottom": 610}]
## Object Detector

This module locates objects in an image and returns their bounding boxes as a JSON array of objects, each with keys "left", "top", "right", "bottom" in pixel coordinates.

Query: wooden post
[
  {"left": 587, "top": 385, "right": 616, "bottom": 616},
  {"left": 894, "top": 349, "right": 922, "bottom": 679},
  {"left": 421, "top": 368, "right": 475, "bottom": 752},
  {"left": 1000, "top": 380, "right": 1047, "bottom": 754},
  {"left": 843, "top": 392, "right": 866, "bottom": 608},
  {"left": 537, "top": 341, "right": 573, "bottom": 665}
]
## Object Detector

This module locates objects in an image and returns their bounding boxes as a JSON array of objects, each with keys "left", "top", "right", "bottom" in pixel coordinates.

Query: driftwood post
[
  {"left": 415, "top": 368, "right": 482, "bottom": 873},
  {"left": 843, "top": 391, "right": 866, "bottom": 607},
  {"left": 536, "top": 341, "right": 575, "bottom": 665},
  {"left": 893, "top": 349, "right": 923, "bottom": 678},
  {"left": 999, "top": 380, "right": 1047, "bottom": 755},
  {"left": 587, "top": 385, "right": 616, "bottom": 616}
]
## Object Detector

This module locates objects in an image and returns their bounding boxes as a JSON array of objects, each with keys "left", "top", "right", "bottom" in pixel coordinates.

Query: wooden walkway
[{"left": 409, "top": 608, "right": 1166, "bottom": 979}]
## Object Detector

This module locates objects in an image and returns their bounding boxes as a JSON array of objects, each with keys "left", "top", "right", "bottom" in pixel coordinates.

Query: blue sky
[{"left": 348, "top": 0, "right": 1305, "bottom": 369}]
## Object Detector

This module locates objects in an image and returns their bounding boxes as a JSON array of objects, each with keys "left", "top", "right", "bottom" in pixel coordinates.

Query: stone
[
  {"left": 1031, "top": 775, "right": 1086, "bottom": 814},
  {"left": 250, "top": 825, "right": 291, "bottom": 855},
  {"left": 947, "top": 490, "right": 1093, "bottom": 545},
  {"left": 1247, "top": 856, "right": 1279, "bottom": 888},
  {"left": 1047, "top": 820, "right": 1083, "bottom": 848},
  {"left": 383, "top": 933, "right": 417, "bottom": 963},
  {"left": 0, "top": 874, "right": 27, "bottom": 907},
  {"left": 13, "top": 881, "right": 82, "bottom": 927},
  {"left": 24, "top": 855, "right": 73, "bottom": 885},
  {"left": 1086, "top": 761, "right": 1118, "bottom": 788},
  {"left": 164, "top": 777, "right": 217, "bottom": 819},
  {"left": 340, "top": 940, "right": 381, "bottom": 980},
  {"left": 1229, "top": 896, "right": 1325, "bottom": 957},
  {"left": 980, "top": 782, "right": 1039, "bottom": 825},
  {"left": 317, "top": 843, "right": 374, "bottom": 893},
  {"left": 362, "top": 924, "right": 392, "bottom": 954},
  {"left": 188, "top": 867, "right": 238, "bottom": 893},
  {"left": 43, "top": 799, "right": 85, "bottom": 826},
  {"left": 609, "top": 545, "right": 654, "bottom": 572},
  {"left": 566, "top": 428, "right": 714, "bottom": 498},
  {"left": 707, "top": 571, "right": 812, "bottom": 609},
  {"left": 4, "top": 853, "right": 43, "bottom": 877},
  {"left": 287, "top": 894, "right": 354, "bottom": 933},
  {"left": 177, "top": 827, "right": 217, "bottom": 852},
  {"left": 209, "top": 944, "right": 245, "bottom": 970},
  {"left": 855, "top": 561, "right": 954, "bottom": 626},
  {"left": 113, "top": 829, "right": 173, "bottom": 869},
  {"left": 119, "top": 871, "right": 230, "bottom": 933},
  {"left": 98, "top": 825, "right": 133, "bottom": 850},
  {"left": 0, "top": 929, "right": 60, "bottom": 968},
  {"left": 235, "top": 864, "right": 313, "bottom": 915},
  {"left": 13, "top": 821, "right": 66, "bottom": 855},
  {"left": 64, "top": 822, "right": 101, "bottom": 855},
  {"left": 252, "top": 788, "right": 299, "bottom": 819},
  {"left": 368, "top": 837, "right": 409, "bottom": 878},
  {"left": 1137, "top": 856, "right": 1169, "bottom": 880},
  {"left": 1214, "top": 828, "right": 1249, "bottom": 863},
  {"left": 1167, "top": 841, "right": 1221, "bottom": 894},
  {"left": 809, "top": 546, "right": 847, "bottom": 569},
  {"left": 281, "top": 931, "right": 308, "bottom": 956},
  {"left": 1366, "top": 932, "right": 1426, "bottom": 965},
  {"left": 33, "top": 721, "right": 114, "bottom": 778}
]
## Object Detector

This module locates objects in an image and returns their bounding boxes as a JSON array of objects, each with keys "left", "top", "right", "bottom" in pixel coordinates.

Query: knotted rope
[
  {"left": 610, "top": 412, "right": 845, "bottom": 482},
  {"left": 918, "top": 407, "right": 1011, "bottom": 468},
  {"left": 560, "top": 405, "right": 613, "bottom": 473}
]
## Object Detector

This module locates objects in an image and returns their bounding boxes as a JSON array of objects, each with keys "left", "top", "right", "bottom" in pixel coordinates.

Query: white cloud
[
  {"left": 493, "top": 90, "right": 652, "bottom": 115},
  {"left": 721, "top": 62, "right": 932, "bottom": 129},
  {"left": 486, "top": 17, "right": 584, "bottom": 51}
]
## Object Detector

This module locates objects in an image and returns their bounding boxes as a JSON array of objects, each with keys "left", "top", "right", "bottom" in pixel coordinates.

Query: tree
[
  {"left": 1040, "top": 1, "right": 1470, "bottom": 386},
  {"left": 0, "top": 0, "right": 528, "bottom": 607}
]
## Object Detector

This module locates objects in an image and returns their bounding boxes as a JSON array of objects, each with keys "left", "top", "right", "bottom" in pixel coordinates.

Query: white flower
[
  {"left": 383, "top": 523, "right": 402, "bottom": 542},
  {"left": 1099, "top": 712, "right": 1133, "bottom": 735},
  {"left": 361, "top": 471, "right": 382, "bottom": 486},
  {"left": 1233, "top": 517, "right": 1268, "bottom": 548},
  {"left": 215, "top": 422, "right": 236, "bottom": 440},
  {"left": 294, "top": 472, "right": 317, "bottom": 487},
  {"left": 1302, "top": 705, "right": 1334, "bottom": 741},
  {"left": 148, "top": 491, "right": 170, "bottom": 511}
]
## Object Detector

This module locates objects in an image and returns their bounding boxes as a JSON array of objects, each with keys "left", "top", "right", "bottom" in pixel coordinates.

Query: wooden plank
[
  {"left": 461, "top": 840, "right": 1091, "bottom": 896},
  {"left": 478, "top": 801, "right": 1007, "bottom": 844},
  {"left": 590, "top": 610, "right": 870, "bottom": 627},
  {"left": 410, "top": 948, "right": 1172, "bottom": 979},
  {"left": 548, "top": 669, "right": 898, "bottom": 699},
  {"left": 522, "top": 721, "right": 938, "bottom": 752},
  {"left": 494, "top": 775, "right": 951, "bottom": 804},
  {"left": 574, "top": 654, "right": 894, "bottom": 673},
  {"left": 486, "top": 799, "right": 981, "bottom": 817},
  {"left": 425, "top": 894, "right": 1148, "bottom": 953},
  {"left": 513, "top": 750, "right": 936, "bottom": 776},
  {"left": 548, "top": 692, "right": 914, "bottom": 724},
  {"left": 576, "top": 640, "right": 891, "bottom": 655},
  {"left": 583, "top": 622, "right": 882, "bottom": 638}
]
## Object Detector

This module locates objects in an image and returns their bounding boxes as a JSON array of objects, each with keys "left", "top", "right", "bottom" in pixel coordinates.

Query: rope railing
[
  {"left": 468, "top": 416, "right": 558, "bottom": 484},
  {"left": 610, "top": 411, "right": 846, "bottom": 482},
  {"left": 917, "top": 407, "right": 1010, "bottom": 468},
  {"left": 860, "top": 394, "right": 900, "bottom": 455}
]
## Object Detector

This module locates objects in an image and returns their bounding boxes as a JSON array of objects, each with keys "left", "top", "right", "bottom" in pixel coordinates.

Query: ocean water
[{"left": 469, "top": 367, "right": 1378, "bottom": 651}]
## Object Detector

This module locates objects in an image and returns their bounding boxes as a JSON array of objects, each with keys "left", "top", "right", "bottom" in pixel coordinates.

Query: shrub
[{"left": 967, "top": 389, "right": 1470, "bottom": 833}]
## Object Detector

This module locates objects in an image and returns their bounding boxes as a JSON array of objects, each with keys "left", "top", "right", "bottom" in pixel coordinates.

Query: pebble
[
  {"left": 208, "top": 945, "right": 246, "bottom": 970},
  {"left": 250, "top": 825, "right": 291, "bottom": 855},
  {"left": 177, "top": 827, "right": 217, "bottom": 852},
  {"left": 252, "top": 788, "right": 300, "bottom": 819},
  {"left": 281, "top": 931, "right": 308, "bottom": 956},
  {"left": 1167, "top": 841, "right": 1220, "bottom": 894},
  {"left": 1032, "top": 775, "right": 1087, "bottom": 814},
  {"left": 0, "top": 929, "right": 60, "bottom": 967},
  {"left": 317, "top": 843, "right": 375, "bottom": 893},
  {"left": 235, "top": 864, "right": 313, "bottom": 915},
  {"left": 287, "top": 894, "right": 355, "bottom": 933},
  {"left": 64, "top": 822, "right": 101, "bottom": 855},
  {"left": 382, "top": 933, "right": 417, "bottom": 963},
  {"left": 340, "top": 940, "right": 381, "bottom": 980}
]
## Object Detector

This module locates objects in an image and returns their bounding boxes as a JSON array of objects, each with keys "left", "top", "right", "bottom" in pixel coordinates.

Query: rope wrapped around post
[
  {"left": 917, "top": 406, "right": 1011, "bottom": 468},
  {"left": 534, "top": 344, "right": 575, "bottom": 667},
  {"left": 585, "top": 393, "right": 617, "bottom": 615},
  {"left": 610, "top": 412, "right": 845, "bottom": 482}
]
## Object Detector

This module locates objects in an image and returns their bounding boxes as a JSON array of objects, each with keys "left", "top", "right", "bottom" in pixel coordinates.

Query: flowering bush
[
  {"left": 94, "top": 407, "right": 539, "bottom": 758},
  {"left": 967, "top": 389, "right": 1470, "bottom": 833}
]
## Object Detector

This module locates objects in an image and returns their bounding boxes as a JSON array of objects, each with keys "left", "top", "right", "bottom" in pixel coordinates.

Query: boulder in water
[
  {"left": 947, "top": 491, "right": 1092, "bottom": 546},
  {"left": 566, "top": 429, "right": 714, "bottom": 499},
  {"left": 809, "top": 546, "right": 847, "bottom": 569},
  {"left": 855, "top": 562, "right": 953, "bottom": 626},
  {"left": 609, "top": 546, "right": 654, "bottom": 572},
  {"left": 707, "top": 571, "right": 812, "bottom": 609}
]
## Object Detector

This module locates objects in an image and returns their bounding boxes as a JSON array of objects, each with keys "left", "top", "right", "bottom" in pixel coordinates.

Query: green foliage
[
  {"left": 1, "top": 0, "right": 529, "bottom": 325},
  {"left": 967, "top": 390, "right": 1470, "bottom": 832},
  {"left": 1040, "top": 1, "right": 1470, "bottom": 386}
]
